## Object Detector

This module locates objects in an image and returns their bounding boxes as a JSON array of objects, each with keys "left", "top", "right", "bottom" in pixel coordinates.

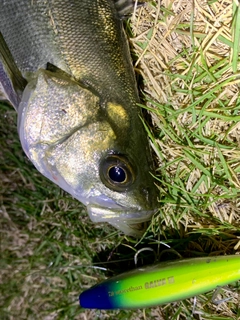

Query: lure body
[{"left": 79, "top": 255, "right": 240, "bottom": 309}]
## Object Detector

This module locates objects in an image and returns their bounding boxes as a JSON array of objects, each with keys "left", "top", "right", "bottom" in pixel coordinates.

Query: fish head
[{"left": 18, "top": 69, "right": 158, "bottom": 237}]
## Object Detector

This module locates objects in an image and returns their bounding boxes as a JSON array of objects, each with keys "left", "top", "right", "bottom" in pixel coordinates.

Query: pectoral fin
[{"left": 0, "top": 32, "right": 27, "bottom": 110}]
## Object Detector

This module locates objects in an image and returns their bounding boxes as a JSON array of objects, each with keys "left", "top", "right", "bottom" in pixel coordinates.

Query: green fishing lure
[{"left": 79, "top": 255, "right": 240, "bottom": 309}]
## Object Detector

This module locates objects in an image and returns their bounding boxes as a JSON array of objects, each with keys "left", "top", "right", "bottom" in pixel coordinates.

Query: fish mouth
[{"left": 87, "top": 205, "right": 156, "bottom": 237}]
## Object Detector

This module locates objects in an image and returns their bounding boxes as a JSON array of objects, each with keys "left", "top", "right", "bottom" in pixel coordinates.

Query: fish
[{"left": 0, "top": 0, "right": 158, "bottom": 237}]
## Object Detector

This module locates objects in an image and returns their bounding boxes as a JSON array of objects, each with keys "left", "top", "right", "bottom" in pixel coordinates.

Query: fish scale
[
  {"left": 1, "top": 0, "right": 137, "bottom": 102},
  {"left": 0, "top": 1, "right": 65, "bottom": 73},
  {"left": 49, "top": 0, "right": 138, "bottom": 105}
]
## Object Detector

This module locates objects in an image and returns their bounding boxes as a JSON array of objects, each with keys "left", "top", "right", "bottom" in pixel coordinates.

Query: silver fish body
[{"left": 0, "top": 0, "right": 158, "bottom": 236}]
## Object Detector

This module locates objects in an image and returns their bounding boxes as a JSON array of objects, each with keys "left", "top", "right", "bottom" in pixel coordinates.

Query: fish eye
[
  {"left": 100, "top": 154, "right": 135, "bottom": 191},
  {"left": 108, "top": 166, "right": 127, "bottom": 183}
]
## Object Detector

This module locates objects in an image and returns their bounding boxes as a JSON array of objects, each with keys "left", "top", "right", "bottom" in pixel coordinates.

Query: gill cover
[{"left": 18, "top": 68, "right": 101, "bottom": 203}]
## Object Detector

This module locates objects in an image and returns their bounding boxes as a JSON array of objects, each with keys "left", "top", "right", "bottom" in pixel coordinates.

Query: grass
[{"left": 0, "top": 0, "right": 240, "bottom": 319}]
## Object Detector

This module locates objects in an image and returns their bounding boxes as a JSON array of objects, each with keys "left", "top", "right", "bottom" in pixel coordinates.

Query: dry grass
[
  {"left": 0, "top": 0, "right": 240, "bottom": 319},
  {"left": 131, "top": 0, "right": 240, "bottom": 240}
]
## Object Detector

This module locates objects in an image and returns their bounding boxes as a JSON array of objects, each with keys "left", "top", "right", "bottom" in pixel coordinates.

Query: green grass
[{"left": 1, "top": 0, "right": 240, "bottom": 319}]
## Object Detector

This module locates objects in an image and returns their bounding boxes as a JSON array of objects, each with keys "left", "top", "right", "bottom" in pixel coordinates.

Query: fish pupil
[{"left": 108, "top": 166, "right": 126, "bottom": 183}]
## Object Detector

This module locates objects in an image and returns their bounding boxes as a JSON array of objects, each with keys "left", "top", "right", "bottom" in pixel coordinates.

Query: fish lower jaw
[{"left": 87, "top": 205, "right": 155, "bottom": 237}]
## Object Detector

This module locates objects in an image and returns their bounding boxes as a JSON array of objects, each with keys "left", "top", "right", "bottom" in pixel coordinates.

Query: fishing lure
[{"left": 79, "top": 255, "right": 240, "bottom": 309}]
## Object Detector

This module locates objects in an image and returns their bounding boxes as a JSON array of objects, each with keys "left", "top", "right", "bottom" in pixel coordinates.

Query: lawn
[{"left": 0, "top": 0, "right": 239, "bottom": 319}]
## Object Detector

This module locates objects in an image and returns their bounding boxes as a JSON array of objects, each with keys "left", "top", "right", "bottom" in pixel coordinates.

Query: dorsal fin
[{"left": 114, "top": 0, "right": 145, "bottom": 19}]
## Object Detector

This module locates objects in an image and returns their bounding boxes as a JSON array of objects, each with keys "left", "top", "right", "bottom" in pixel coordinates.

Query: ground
[{"left": 0, "top": 1, "right": 239, "bottom": 319}]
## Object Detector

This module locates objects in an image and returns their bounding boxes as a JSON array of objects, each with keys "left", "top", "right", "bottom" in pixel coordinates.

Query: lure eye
[{"left": 100, "top": 154, "right": 135, "bottom": 191}]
